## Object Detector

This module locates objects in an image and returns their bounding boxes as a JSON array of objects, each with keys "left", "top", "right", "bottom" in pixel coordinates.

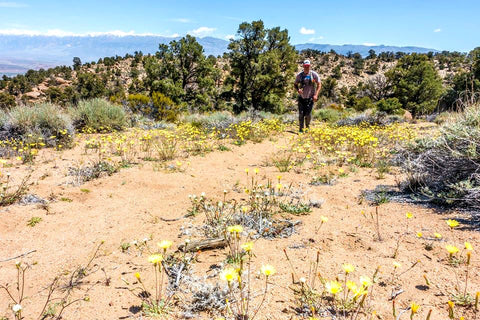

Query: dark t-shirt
[{"left": 295, "top": 71, "right": 320, "bottom": 99}]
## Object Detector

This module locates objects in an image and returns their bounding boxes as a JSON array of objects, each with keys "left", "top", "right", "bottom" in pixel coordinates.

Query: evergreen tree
[
  {"left": 144, "top": 35, "right": 216, "bottom": 111},
  {"left": 226, "top": 20, "right": 297, "bottom": 113},
  {"left": 386, "top": 53, "right": 444, "bottom": 116},
  {"left": 73, "top": 57, "right": 82, "bottom": 71}
]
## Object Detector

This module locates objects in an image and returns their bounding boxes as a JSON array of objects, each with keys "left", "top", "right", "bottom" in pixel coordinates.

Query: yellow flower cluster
[{"left": 287, "top": 122, "right": 415, "bottom": 166}]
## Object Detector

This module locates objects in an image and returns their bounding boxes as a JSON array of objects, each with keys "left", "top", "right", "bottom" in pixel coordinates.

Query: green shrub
[
  {"left": 152, "top": 92, "right": 180, "bottom": 122},
  {"left": 376, "top": 98, "right": 403, "bottom": 115},
  {"left": 0, "top": 92, "right": 16, "bottom": 109},
  {"left": 182, "top": 111, "right": 242, "bottom": 130},
  {"left": 4, "top": 103, "right": 74, "bottom": 146},
  {"left": 353, "top": 96, "right": 374, "bottom": 112},
  {"left": 313, "top": 108, "right": 342, "bottom": 123},
  {"left": 70, "top": 99, "right": 127, "bottom": 132}
]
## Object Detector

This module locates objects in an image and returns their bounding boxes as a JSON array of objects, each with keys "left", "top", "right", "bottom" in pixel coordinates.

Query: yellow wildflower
[
  {"left": 342, "top": 263, "right": 355, "bottom": 274},
  {"left": 241, "top": 242, "right": 254, "bottom": 252},
  {"left": 359, "top": 275, "right": 372, "bottom": 287},
  {"left": 410, "top": 302, "right": 420, "bottom": 314},
  {"left": 465, "top": 242, "right": 473, "bottom": 251},
  {"left": 445, "top": 245, "right": 459, "bottom": 255},
  {"left": 434, "top": 232, "right": 442, "bottom": 239},
  {"left": 148, "top": 254, "right": 163, "bottom": 265},
  {"left": 353, "top": 286, "right": 368, "bottom": 298},
  {"left": 220, "top": 267, "right": 238, "bottom": 283},
  {"left": 325, "top": 280, "right": 343, "bottom": 295},
  {"left": 346, "top": 280, "right": 357, "bottom": 291},
  {"left": 406, "top": 212, "right": 413, "bottom": 219},
  {"left": 446, "top": 219, "right": 459, "bottom": 229},
  {"left": 416, "top": 232, "right": 423, "bottom": 238},
  {"left": 260, "top": 264, "right": 276, "bottom": 277},
  {"left": 157, "top": 240, "right": 173, "bottom": 250},
  {"left": 227, "top": 225, "right": 243, "bottom": 234}
]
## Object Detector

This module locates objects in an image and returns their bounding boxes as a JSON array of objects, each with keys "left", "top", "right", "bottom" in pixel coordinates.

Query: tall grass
[{"left": 70, "top": 98, "right": 127, "bottom": 132}]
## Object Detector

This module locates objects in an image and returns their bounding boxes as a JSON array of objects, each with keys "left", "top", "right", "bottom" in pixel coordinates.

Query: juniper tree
[
  {"left": 226, "top": 20, "right": 297, "bottom": 113},
  {"left": 386, "top": 53, "right": 444, "bottom": 116}
]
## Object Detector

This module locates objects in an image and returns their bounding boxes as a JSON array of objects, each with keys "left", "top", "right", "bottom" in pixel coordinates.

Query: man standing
[{"left": 294, "top": 60, "right": 321, "bottom": 132}]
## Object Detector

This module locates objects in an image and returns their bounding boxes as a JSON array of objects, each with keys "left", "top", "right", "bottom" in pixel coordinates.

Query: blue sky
[{"left": 0, "top": 0, "right": 479, "bottom": 52}]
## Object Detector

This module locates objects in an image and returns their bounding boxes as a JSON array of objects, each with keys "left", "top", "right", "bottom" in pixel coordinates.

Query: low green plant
[
  {"left": 217, "top": 144, "right": 230, "bottom": 151},
  {"left": 375, "top": 158, "right": 390, "bottom": 179},
  {"left": 310, "top": 173, "right": 336, "bottom": 185},
  {"left": 270, "top": 151, "right": 296, "bottom": 172},
  {"left": 279, "top": 202, "right": 311, "bottom": 215},
  {"left": 27, "top": 216, "right": 42, "bottom": 227}
]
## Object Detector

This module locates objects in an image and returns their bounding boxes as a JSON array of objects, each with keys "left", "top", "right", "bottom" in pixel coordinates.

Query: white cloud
[
  {"left": 300, "top": 27, "right": 315, "bottom": 35},
  {"left": 308, "top": 36, "right": 324, "bottom": 42},
  {"left": 0, "top": 29, "right": 179, "bottom": 37},
  {"left": 0, "top": 2, "right": 27, "bottom": 7},
  {"left": 170, "top": 18, "right": 191, "bottom": 23},
  {"left": 362, "top": 42, "right": 377, "bottom": 46},
  {"left": 188, "top": 26, "right": 216, "bottom": 37},
  {"left": 225, "top": 34, "right": 234, "bottom": 40},
  {"left": 434, "top": 28, "right": 441, "bottom": 33}
]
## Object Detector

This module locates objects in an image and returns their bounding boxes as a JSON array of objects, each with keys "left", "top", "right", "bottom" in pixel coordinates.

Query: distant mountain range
[
  {"left": 0, "top": 34, "right": 440, "bottom": 76},
  {"left": 294, "top": 43, "right": 439, "bottom": 57}
]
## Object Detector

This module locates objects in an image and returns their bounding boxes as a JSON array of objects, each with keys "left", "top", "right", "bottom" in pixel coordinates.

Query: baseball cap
[{"left": 303, "top": 59, "right": 311, "bottom": 66}]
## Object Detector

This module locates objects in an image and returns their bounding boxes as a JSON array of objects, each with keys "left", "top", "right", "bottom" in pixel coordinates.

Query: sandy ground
[{"left": 0, "top": 131, "right": 479, "bottom": 320}]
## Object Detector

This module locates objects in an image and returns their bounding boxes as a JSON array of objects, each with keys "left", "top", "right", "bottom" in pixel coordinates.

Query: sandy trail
[{"left": 1, "top": 132, "right": 479, "bottom": 319}]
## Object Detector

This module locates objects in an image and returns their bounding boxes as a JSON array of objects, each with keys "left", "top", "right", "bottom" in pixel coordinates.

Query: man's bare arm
[
  {"left": 294, "top": 80, "right": 302, "bottom": 95},
  {"left": 313, "top": 78, "right": 321, "bottom": 101}
]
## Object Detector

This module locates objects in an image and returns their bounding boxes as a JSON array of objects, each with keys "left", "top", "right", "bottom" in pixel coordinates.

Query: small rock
[
  {"left": 20, "top": 194, "right": 47, "bottom": 205},
  {"left": 403, "top": 110, "right": 413, "bottom": 121},
  {"left": 309, "top": 198, "right": 324, "bottom": 208}
]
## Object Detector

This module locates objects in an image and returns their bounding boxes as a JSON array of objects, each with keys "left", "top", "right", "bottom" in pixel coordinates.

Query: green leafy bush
[
  {"left": 70, "top": 98, "right": 127, "bottom": 132},
  {"left": 376, "top": 98, "right": 403, "bottom": 115},
  {"left": 353, "top": 96, "right": 374, "bottom": 112},
  {"left": 313, "top": 108, "right": 343, "bottom": 123},
  {"left": 0, "top": 92, "right": 16, "bottom": 109},
  {"left": 152, "top": 92, "right": 180, "bottom": 122}
]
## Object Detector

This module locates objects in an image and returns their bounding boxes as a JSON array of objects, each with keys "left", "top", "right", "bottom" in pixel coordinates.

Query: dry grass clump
[{"left": 401, "top": 103, "right": 480, "bottom": 215}]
